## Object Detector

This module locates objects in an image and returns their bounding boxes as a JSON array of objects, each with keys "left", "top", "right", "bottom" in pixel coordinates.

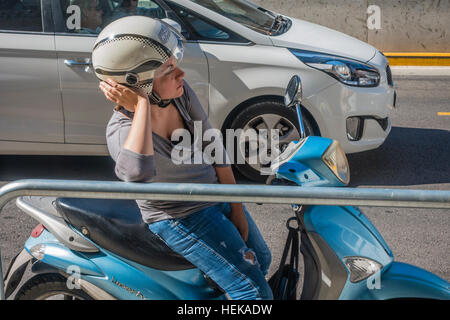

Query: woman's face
[{"left": 152, "top": 56, "right": 185, "bottom": 100}]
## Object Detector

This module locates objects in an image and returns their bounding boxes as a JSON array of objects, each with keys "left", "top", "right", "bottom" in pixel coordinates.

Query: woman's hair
[
  {"left": 121, "top": 0, "right": 131, "bottom": 7},
  {"left": 70, "top": 0, "right": 94, "bottom": 10},
  {"left": 70, "top": 0, "right": 97, "bottom": 19}
]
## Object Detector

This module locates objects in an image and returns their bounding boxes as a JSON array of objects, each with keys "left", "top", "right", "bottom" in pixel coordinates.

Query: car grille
[{"left": 386, "top": 65, "right": 394, "bottom": 86}]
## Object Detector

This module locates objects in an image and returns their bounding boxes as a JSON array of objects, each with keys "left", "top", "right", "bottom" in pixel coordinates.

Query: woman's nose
[{"left": 176, "top": 67, "right": 185, "bottom": 79}]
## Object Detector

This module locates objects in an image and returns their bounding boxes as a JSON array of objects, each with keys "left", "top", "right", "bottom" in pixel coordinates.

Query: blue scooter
[{"left": 3, "top": 76, "right": 449, "bottom": 300}]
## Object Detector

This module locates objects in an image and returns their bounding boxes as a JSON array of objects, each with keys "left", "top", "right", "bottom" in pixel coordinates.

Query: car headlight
[
  {"left": 322, "top": 140, "right": 350, "bottom": 184},
  {"left": 343, "top": 256, "right": 382, "bottom": 283},
  {"left": 289, "top": 49, "right": 380, "bottom": 87}
]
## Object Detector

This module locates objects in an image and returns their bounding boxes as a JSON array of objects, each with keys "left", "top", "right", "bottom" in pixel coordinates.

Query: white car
[{"left": 0, "top": 0, "right": 396, "bottom": 181}]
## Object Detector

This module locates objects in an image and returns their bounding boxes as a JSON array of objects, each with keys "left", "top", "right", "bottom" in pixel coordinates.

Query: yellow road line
[
  {"left": 384, "top": 52, "right": 450, "bottom": 66},
  {"left": 384, "top": 52, "right": 450, "bottom": 57},
  {"left": 437, "top": 112, "right": 450, "bottom": 116}
]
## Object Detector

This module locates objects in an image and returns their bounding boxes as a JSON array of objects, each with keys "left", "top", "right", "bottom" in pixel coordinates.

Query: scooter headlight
[
  {"left": 343, "top": 256, "right": 382, "bottom": 283},
  {"left": 322, "top": 140, "right": 350, "bottom": 185}
]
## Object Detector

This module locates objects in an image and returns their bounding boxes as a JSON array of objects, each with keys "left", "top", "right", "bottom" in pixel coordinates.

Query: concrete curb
[
  {"left": 391, "top": 66, "right": 450, "bottom": 77},
  {"left": 385, "top": 53, "right": 450, "bottom": 66}
]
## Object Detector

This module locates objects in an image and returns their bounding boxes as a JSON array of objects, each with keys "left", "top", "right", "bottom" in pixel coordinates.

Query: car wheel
[{"left": 228, "top": 99, "right": 316, "bottom": 182}]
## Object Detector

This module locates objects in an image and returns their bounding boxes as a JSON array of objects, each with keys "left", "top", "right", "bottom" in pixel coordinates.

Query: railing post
[{"left": 0, "top": 248, "right": 5, "bottom": 300}]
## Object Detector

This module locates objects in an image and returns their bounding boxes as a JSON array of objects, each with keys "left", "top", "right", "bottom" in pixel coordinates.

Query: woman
[
  {"left": 69, "top": 0, "right": 103, "bottom": 34},
  {"left": 94, "top": 16, "right": 273, "bottom": 300}
]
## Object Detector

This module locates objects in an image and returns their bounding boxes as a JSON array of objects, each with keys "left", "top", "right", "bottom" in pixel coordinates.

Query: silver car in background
[{"left": 0, "top": 0, "right": 395, "bottom": 181}]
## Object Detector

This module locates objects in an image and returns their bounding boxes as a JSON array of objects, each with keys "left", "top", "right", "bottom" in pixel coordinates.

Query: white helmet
[{"left": 92, "top": 16, "right": 184, "bottom": 94}]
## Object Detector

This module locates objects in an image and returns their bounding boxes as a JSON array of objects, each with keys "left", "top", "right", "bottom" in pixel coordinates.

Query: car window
[
  {"left": 188, "top": 0, "right": 278, "bottom": 35},
  {"left": 165, "top": 0, "right": 248, "bottom": 43},
  {"left": 0, "top": 0, "right": 43, "bottom": 32},
  {"left": 60, "top": 0, "right": 167, "bottom": 35}
]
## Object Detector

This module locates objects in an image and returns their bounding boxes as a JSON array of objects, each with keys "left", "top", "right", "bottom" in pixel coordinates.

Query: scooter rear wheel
[{"left": 14, "top": 273, "right": 92, "bottom": 300}]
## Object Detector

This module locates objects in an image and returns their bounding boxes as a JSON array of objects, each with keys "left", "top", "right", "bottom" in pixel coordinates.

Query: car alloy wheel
[{"left": 229, "top": 100, "right": 316, "bottom": 182}]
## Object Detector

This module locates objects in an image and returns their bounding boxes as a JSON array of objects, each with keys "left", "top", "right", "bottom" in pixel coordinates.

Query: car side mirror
[{"left": 284, "top": 75, "right": 302, "bottom": 108}]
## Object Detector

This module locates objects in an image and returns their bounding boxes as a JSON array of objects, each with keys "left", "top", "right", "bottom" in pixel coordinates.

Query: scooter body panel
[
  {"left": 24, "top": 229, "right": 225, "bottom": 300},
  {"left": 276, "top": 137, "right": 345, "bottom": 188},
  {"left": 301, "top": 201, "right": 449, "bottom": 300},
  {"left": 302, "top": 205, "right": 394, "bottom": 299},
  {"left": 340, "top": 262, "right": 450, "bottom": 300},
  {"left": 303, "top": 205, "right": 393, "bottom": 270}
]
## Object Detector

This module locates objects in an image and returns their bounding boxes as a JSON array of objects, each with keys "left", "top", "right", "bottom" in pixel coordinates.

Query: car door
[
  {"left": 0, "top": 0, "right": 63, "bottom": 144},
  {"left": 52, "top": 0, "right": 209, "bottom": 145}
]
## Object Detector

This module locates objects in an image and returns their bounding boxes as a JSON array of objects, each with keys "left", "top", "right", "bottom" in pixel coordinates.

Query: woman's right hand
[{"left": 99, "top": 79, "right": 148, "bottom": 112}]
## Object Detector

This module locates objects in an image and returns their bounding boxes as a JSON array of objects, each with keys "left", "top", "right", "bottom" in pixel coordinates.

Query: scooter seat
[{"left": 55, "top": 197, "right": 195, "bottom": 271}]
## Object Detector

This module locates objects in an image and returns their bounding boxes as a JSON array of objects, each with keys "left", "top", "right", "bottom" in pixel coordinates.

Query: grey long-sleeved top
[{"left": 106, "top": 82, "right": 231, "bottom": 224}]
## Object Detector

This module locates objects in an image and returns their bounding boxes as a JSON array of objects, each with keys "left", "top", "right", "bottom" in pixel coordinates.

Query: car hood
[{"left": 270, "top": 17, "right": 377, "bottom": 63}]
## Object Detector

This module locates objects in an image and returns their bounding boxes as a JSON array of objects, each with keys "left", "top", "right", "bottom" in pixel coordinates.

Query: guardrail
[{"left": 1, "top": 179, "right": 449, "bottom": 300}]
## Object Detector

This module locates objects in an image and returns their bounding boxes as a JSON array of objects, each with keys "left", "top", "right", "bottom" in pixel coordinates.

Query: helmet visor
[
  {"left": 171, "top": 31, "right": 184, "bottom": 64},
  {"left": 159, "top": 19, "right": 185, "bottom": 64}
]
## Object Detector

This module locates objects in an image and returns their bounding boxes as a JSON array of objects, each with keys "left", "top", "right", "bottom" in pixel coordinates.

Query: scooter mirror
[{"left": 284, "top": 75, "right": 302, "bottom": 107}]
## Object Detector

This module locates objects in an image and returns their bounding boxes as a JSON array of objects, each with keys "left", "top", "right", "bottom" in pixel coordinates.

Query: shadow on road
[
  {"left": 347, "top": 126, "right": 450, "bottom": 187},
  {"left": 0, "top": 155, "right": 117, "bottom": 182},
  {"left": 1, "top": 126, "right": 448, "bottom": 188}
]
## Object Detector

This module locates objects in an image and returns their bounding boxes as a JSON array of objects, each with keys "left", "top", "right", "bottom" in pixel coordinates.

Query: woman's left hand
[
  {"left": 229, "top": 204, "right": 249, "bottom": 242},
  {"left": 99, "top": 79, "right": 148, "bottom": 112}
]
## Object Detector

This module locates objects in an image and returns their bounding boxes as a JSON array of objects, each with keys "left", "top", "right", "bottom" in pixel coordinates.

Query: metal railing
[{"left": 1, "top": 178, "right": 449, "bottom": 299}]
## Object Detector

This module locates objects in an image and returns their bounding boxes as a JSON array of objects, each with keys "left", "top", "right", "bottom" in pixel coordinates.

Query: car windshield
[{"left": 188, "top": 0, "right": 282, "bottom": 35}]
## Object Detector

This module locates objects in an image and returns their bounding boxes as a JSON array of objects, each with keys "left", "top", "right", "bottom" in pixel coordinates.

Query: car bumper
[{"left": 305, "top": 75, "right": 396, "bottom": 154}]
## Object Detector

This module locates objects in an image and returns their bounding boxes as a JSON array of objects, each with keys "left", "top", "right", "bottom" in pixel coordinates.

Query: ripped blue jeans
[{"left": 148, "top": 202, "right": 273, "bottom": 300}]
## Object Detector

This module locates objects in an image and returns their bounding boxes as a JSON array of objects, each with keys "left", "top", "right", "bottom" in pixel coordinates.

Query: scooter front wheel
[{"left": 15, "top": 273, "right": 93, "bottom": 300}]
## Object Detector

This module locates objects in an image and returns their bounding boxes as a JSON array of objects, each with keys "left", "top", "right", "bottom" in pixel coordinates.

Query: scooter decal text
[{"left": 111, "top": 276, "right": 148, "bottom": 300}]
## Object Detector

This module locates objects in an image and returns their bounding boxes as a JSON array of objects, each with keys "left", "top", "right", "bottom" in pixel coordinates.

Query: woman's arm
[
  {"left": 100, "top": 79, "right": 154, "bottom": 155},
  {"left": 215, "top": 166, "right": 249, "bottom": 242},
  {"left": 101, "top": 79, "right": 156, "bottom": 181},
  {"left": 122, "top": 97, "right": 154, "bottom": 156}
]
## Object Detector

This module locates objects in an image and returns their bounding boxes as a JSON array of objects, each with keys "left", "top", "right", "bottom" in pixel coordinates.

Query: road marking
[
  {"left": 437, "top": 112, "right": 450, "bottom": 116},
  {"left": 385, "top": 52, "right": 450, "bottom": 66},
  {"left": 385, "top": 52, "right": 450, "bottom": 57}
]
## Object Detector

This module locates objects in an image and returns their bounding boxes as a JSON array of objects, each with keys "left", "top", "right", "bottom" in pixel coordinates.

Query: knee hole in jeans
[{"left": 240, "top": 247, "right": 257, "bottom": 266}]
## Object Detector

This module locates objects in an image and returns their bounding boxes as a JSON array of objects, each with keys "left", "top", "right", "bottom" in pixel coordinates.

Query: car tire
[{"left": 228, "top": 99, "right": 316, "bottom": 182}]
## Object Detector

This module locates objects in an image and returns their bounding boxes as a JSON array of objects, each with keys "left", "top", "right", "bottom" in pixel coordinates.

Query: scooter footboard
[{"left": 366, "top": 262, "right": 450, "bottom": 300}]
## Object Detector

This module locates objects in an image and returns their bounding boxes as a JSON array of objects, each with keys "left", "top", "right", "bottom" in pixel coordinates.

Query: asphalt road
[{"left": 0, "top": 74, "right": 449, "bottom": 299}]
